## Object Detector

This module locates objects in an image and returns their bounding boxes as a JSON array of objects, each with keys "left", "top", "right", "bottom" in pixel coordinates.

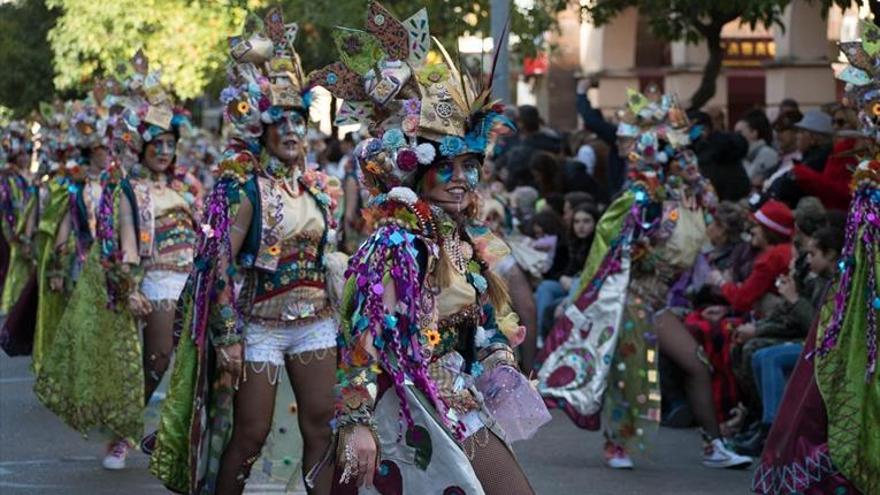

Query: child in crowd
[
  {"left": 534, "top": 204, "right": 599, "bottom": 338},
  {"left": 732, "top": 224, "right": 842, "bottom": 455}
]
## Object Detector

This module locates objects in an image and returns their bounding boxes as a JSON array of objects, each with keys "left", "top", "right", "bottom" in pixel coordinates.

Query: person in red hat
[{"left": 708, "top": 200, "right": 795, "bottom": 315}]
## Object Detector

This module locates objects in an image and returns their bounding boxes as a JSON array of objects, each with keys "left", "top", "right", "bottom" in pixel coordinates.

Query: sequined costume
[
  {"left": 754, "top": 24, "right": 880, "bottom": 494},
  {"left": 34, "top": 53, "right": 198, "bottom": 443},
  {"left": 309, "top": 3, "right": 543, "bottom": 492},
  {"left": 0, "top": 121, "right": 35, "bottom": 322},
  {"left": 538, "top": 89, "right": 716, "bottom": 453},
  {"left": 149, "top": 9, "right": 342, "bottom": 493}
]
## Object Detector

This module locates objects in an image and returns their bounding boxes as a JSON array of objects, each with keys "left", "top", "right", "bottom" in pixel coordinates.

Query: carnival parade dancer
[
  {"left": 0, "top": 120, "right": 35, "bottom": 325},
  {"left": 753, "top": 22, "right": 880, "bottom": 495},
  {"left": 308, "top": 3, "right": 546, "bottom": 493},
  {"left": 33, "top": 50, "right": 201, "bottom": 471},
  {"left": 149, "top": 9, "right": 342, "bottom": 494},
  {"left": 30, "top": 95, "right": 110, "bottom": 377},
  {"left": 537, "top": 87, "right": 751, "bottom": 469}
]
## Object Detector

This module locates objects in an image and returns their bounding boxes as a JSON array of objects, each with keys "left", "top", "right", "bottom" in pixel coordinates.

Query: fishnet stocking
[
  {"left": 142, "top": 307, "right": 175, "bottom": 404},
  {"left": 215, "top": 363, "right": 280, "bottom": 495},
  {"left": 655, "top": 311, "right": 720, "bottom": 438},
  {"left": 465, "top": 428, "right": 535, "bottom": 495},
  {"left": 286, "top": 347, "right": 337, "bottom": 495}
]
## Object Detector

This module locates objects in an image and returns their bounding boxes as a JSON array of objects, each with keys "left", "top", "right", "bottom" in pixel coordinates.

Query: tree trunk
[{"left": 688, "top": 27, "right": 724, "bottom": 112}]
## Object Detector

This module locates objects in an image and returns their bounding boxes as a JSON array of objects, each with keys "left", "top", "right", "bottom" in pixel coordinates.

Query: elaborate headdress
[
  {"left": 0, "top": 120, "right": 32, "bottom": 167},
  {"left": 838, "top": 21, "right": 880, "bottom": 143},
  {"left": 219, "top": 7, "right": 312, "bottom": 154},
  {"left": 109, "top": 49, "right": 192, "bottom": 166},
  {"left": 309, "top": 1, "right": 513, "bottom": 193},
  {"left": 614, "top": 86, "right": 705, "bottom": 203}
]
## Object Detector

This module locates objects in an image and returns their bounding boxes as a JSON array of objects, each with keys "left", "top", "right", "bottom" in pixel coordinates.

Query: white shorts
[
  {"left": 141, "top": 270, "right": 189, "bottom": 302},
  {"left": 244, "top": 317, "right": 337, "bottom": 366}
]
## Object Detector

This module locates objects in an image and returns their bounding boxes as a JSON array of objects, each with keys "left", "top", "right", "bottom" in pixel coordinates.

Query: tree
[
  {"left": 585, "top": 0, "right": 850, "bottom": 111},
  {"left": 46, "top": 0, "right": 266, "bottom": 102},
  {"left": 0, "top": 0, "right": 59, "bottom": 118}
]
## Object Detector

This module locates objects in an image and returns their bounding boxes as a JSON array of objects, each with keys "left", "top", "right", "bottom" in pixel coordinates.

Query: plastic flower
[
  {"left": 423, "top": 328, "right": 441, "bottom": 347},
  {"left": 439, "top": 136, "right": 465, "bottom": 157},
  {"left": 382, "top": 128, "right": 406, "bottom": 150},
  {"left": 236, "top": 101, "right": 250, "bottom": 115},
  {"left": 415, "top": 143, "right": 436, "bottom": 165},
  {"left": 403, "top": 98, "right": 421, "bottom": 115},
  {"left": 365, "top": 160, "right": 383, "bottom": 175},
  {"left": 219, "top": 86, "right": 240, "bottom": 105},
  {"left": 401, "top": 115, "right": 420, "bottom": 136},
  {"left": 388, "top": 186, "right": 418, "bottom": 205},
  {"left": 397, "top": 149, "right": 418, "bottom": 172},
  {"left": 365, "top": 138, "right": 382, "bottom": 155}
]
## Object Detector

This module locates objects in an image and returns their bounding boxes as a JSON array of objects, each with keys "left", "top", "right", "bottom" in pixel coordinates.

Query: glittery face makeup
[
  {"left": 143, "top": 132, "right": 176, "bottom": 173},
  {"left": 277, "top": 111, "right": 306, "bottom": 138},
  {"left": 266, "top": 110, "right": 306, "bottom": 164},
  {"left": 421, "top": 153, "right": 481, "bottom": 216}
]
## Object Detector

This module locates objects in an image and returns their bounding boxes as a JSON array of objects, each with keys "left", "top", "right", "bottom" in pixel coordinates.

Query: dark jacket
[
  {"left": 692, "top": 131, "right": 751, "bottom": 202},
  {"left": 756, "top": 272, "right": 831, "bottom": 340}
]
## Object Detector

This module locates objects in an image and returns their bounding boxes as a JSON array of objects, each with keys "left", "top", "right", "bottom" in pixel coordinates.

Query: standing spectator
[
  {"left": 575, "top": 79, "right": 625, "bottom": 195},
  {"left": 496, "top": 105, "right": 562, "bottom": 190},
  {"left": 735, "top": 109, "right": 780, "bottom": 188},
  {"left": 689, "top": 111, "right": 751, "bottom": 202}
]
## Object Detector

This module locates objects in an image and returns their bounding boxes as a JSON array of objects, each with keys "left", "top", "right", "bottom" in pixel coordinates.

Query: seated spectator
[
  {"left": 707, "top": 200, "right": 795, "bottom": 316},
  {"left": 529, "top": 151, "right": 564, "bottom": 199},
  {"left": 779, "top": 98, "right": 800, "bottom": 117},
  {"left": 735, "top": 109, "right": 780, "bottom": 189},
  {"left": 534, "top": 204, "right": 598, "bottom": 337},
  {"left": 793, "top": 110, "right": 833, "bottom": 172},
  {"left": 562, "top": 191, "right": 596, "bottom": 225},
  {"left": 762, "top": 111, "right": 803, "bottom": 194},
  {"left": 732, "top": 225, "right": 842, "bottom": 455},
  {"left": 525, "top": 210, "right": 568, "bottom": 281}
]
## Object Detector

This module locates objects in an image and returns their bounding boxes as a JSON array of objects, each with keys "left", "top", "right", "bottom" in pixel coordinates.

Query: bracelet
[{"left": 209, "top": 303, "right": 243, "bottom": 345}]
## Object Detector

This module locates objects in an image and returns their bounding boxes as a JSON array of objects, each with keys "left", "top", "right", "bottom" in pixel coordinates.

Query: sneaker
[
  {"left": 140, "top": 431, "right": 157, "bottom": 456},
  {"left": 102, "top": 440, "right": 130, "bottom": 470},
  {"left": 603, "top": 441, "right": 634, "bottom": 469},
  {"left": 702, "top": 438, "right": 752, "bottom": 469}
]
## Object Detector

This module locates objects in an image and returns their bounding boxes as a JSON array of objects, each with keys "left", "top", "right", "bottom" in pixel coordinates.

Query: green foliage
[
  {"left": 47, "top": 0, "right": 266, "bottom": 101},
  {"left": 0, "top": 0, "right": 59, "bottom": 118}
]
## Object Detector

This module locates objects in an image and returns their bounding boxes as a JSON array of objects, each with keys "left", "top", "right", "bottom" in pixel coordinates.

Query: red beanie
[{"left": 753, "top": 199, "right": 795, "bottom": 237}]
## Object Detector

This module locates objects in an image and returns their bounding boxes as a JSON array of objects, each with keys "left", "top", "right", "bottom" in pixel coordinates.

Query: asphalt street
[{"left": 1, "top": 354, "right": 752, "bottom": 494}]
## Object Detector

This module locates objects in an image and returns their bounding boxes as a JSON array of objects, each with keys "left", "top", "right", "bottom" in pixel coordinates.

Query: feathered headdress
[{"left": 309, "top": 1, "right": 513, "bottom": 193}]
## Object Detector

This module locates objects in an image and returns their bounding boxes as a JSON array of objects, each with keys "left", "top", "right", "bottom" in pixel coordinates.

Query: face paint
[
  {"left": 152, "top": 137, "right": 176, "bottom": 157},
  {"left": 277, "top": 111, "right": 306, "bottom": 138}
]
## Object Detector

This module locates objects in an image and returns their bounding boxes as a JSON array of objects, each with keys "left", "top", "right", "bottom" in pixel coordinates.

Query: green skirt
[{"left": 33, "top": 246, "right": 144, "bottom": 441}]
